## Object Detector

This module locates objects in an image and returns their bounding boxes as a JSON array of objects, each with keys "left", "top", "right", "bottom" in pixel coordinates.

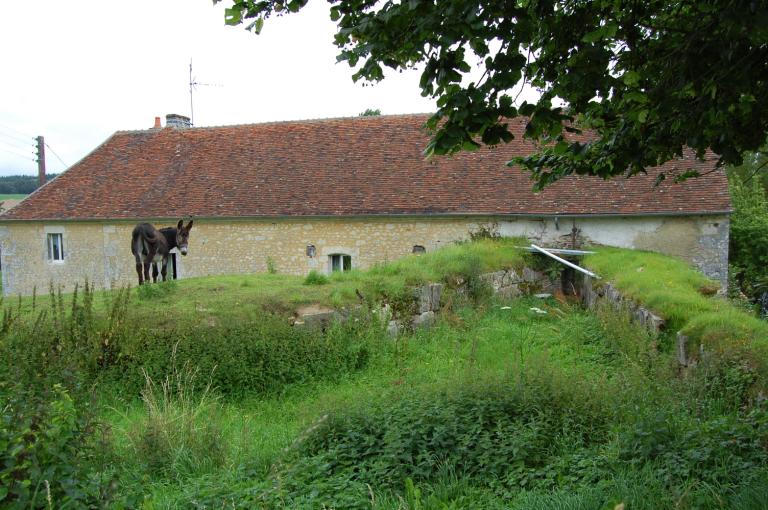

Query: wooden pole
[{"left": 36, "top": 136, "right": 46, "bottom": 186}]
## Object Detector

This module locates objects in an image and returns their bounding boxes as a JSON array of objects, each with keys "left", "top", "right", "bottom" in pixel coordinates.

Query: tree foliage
[
  {"left": 729, "top": 173, "right": 768, "bottom": 302},
  {"left": 0, "top": 174, "right": 57, "bottom": 194},
  {"left": 219, "top": 0, "right": 768, "bottom": 187}
]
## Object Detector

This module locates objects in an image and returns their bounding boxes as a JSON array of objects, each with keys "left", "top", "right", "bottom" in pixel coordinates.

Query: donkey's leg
[
  {"left": 133, "top": 236, "right": 145, "bottom": 285},
  {"left": 152, "top": 263, "right": 159, "bottom": 283},
  {"left": 161, "top": 257, "right": 169, "bottom": 281},
  {"left": 135, "top": 259, "right": 144, "bottom": 285}
]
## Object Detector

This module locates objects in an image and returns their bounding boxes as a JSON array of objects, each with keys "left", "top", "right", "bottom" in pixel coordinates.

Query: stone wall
[
  {"left": 581, "top": 276, "right": 665, "bottom": 334},
  {"left": 497, "top": 215, "right": 730, "bottom": 287},
  {"left": 0, "top": 217, "right": 491, "bottom": 296},
  {"left": 0, "top": 213, "right": 729, "bottom": 296}
]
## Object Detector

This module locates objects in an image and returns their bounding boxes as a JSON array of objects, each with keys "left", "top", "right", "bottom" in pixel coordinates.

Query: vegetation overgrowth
[
  {"left": 1, "top": 239, "right": 767, "bottom": 508},
  {"left": 728, "top": 176, "right": 768, "bottom": 303},
  {"left": 584, "top": 247, "right": 768, "bottom": 392}
]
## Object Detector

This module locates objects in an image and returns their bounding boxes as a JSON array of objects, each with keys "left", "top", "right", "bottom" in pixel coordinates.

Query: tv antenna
[{"left": 189, "top": 59, "right": 222, "bottom": 126}]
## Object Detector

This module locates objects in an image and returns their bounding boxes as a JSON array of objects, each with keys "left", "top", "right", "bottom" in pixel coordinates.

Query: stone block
[
  {"left": 387, "top": 320, "right": 402, "bottom": 337},
  {"left": 414, "top": 283, "right": 443, "bottom": 312},
  {"left": 412, "top": 310, "right": 436, "bottom": 329}
]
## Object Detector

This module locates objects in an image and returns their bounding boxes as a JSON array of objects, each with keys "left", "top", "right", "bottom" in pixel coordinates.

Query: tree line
[{"left": 0, "top": 174, "right": 58, "bottom": 194}]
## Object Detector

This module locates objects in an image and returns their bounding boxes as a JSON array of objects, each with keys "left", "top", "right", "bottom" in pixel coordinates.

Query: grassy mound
[{"left": 585, "top": 246, "right": 768, "bottom": 393}]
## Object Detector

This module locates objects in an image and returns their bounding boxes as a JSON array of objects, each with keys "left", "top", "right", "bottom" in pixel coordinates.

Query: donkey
[{"left": 131, "top": 220, "right": 193, "bottom": 285}]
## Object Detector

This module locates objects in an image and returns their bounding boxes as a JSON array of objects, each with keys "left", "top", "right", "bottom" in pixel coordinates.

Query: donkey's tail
[{"left": 131, "top": 223, "right": 159, "bottom": 257}]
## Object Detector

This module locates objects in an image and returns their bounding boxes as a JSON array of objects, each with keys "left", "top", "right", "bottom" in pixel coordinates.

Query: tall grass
[{"left": 125, "top": 358, "right": 226, "bottom": 478}]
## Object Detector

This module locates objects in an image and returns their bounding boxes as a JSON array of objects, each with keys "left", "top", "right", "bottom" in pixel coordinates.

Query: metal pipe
[{"left": 530, "top": 244, "right": 601, "bottom": 279}]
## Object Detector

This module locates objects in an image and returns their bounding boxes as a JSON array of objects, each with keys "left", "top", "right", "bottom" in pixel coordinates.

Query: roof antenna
[{"left": 189, "top": 59, "right": 222, "bottom": 126}]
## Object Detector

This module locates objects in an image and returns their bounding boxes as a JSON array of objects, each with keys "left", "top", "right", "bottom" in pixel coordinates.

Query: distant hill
[{"left": 0, "top": 174, "right": 58, "bottom": 194}]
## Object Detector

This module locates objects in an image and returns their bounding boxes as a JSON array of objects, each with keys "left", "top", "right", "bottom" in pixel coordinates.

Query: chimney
[
  {"left": 153, "top": 116, "right": 162, "bottom": 129},
  {"left": 166, "top": 114, "right": 192, "bottom": 129}
]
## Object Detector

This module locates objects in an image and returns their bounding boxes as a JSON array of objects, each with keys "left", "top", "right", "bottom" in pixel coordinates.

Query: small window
[
  {"left": 47, "top": 233, "right": 64, "bottom": 262},
  {"left": 330, "top": 254, "right": 352, "bottom": 272},
  {"left": 412, "top": 245, "right": 426, "bottom": 254}
]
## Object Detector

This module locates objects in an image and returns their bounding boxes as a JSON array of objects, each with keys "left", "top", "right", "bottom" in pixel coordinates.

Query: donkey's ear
[
  {"left": 186, "top": 220, "right": 194, "bottom": 230},
  {"left": 177, "top": 220, "right": 184, "bottom": 230}
]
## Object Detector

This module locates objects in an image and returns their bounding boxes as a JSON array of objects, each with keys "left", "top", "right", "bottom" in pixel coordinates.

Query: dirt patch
[{"left": 295, "top": 304, "right": 336, "bottom": 317}]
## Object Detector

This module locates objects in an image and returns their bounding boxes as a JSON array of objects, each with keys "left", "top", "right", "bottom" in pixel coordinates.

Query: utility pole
[{"left": 36, "top": 136, "right": 46, "bottom": 187}]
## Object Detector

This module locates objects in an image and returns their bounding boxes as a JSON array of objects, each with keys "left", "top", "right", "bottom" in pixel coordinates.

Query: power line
[
  {"left": 0, "top": 147, "right": 36, "bottom": 163},
  {"left": 0, "top": 139, "right": 33, "bottom": 156},
  {"left": 0, "top": 140, "right": 34, "bottom": 156},
  {"left": 0, "top": 133, "right": 32, "bottom": 150},
  {"left": 0, "top": 122, "right": 35, "bottom": 140},
  {"left": 44, "top": 143, "right": 69, "bottom": 169},
  {"left": 0, "top": 127, "right": 34, "bottom": 146}
]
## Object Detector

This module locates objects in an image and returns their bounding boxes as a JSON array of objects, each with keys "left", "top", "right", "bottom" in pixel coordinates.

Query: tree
[
  {"left": 359, "top": 108, "right": 381, "bottom": 116},
  {"left": 219, "top": 0, "right": 768, "bottom": 188},
  {"left": 728, "top": 152, "right": 768, "bottom": 308}
]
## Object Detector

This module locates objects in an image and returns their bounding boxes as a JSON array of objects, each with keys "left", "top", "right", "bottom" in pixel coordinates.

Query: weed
[
  {"left": 304, "top": 270, "right": 329, "bottom": 285},
  {"left": 136, "top": 279, "right": 177, "bottom": 300},
  {"left": 126, "top": 358, "right": 226, "bottom": 478}
]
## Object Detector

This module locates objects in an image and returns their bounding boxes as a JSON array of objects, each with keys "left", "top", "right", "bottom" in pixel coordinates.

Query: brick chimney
[
  {"left": 153, "top": 116, "right": 162, "bottom": 129},
  {"left": 166, "top": 114, "right": 192, "bottom": 129}
]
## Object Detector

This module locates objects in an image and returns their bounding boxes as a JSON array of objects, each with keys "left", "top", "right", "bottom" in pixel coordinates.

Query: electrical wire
[
  {"left": 0, "top": 122, "right": 35, "bottom": 140},
  {"left": 44, "top": 143, "right": 69, "bottom": 169},
  {"left": 0, "top": 138, "right": 33, "bottom": 154},
  {"left": 0, "top": 128, "right": 33, "bottom": 147},
  {"left": 0, "top": 147, "right": 36, "bottom": 163}
]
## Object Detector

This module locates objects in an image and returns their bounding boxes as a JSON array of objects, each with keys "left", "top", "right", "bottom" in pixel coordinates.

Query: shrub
[
  {"left": 136, "top": 279, "right": 177, "bottom": 300},
  {"left": 618, "top": 406, "right": 768, "bottom": 488},
  {"left": 729, "top": 177, "right": 768, "bottom": 301},
  {"left": 304, "top": 270, "right": 329, "bottom": 285},
  {"left": 0, "top": 383, "right": 116, "bottom": 509},
  {"left": 111, "top": 311, "right": 387, "bottom": 399},
  {"left": 270, "top": 371, "right": 613, "bottom": 505}
]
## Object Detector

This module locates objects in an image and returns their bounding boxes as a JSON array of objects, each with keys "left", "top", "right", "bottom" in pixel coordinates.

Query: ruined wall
[
  {"left": 496, "top": 215, "right": 730, "bottom": 287},
  {"left": 0, "top": 214, "right": 729, "bottom": 296}
]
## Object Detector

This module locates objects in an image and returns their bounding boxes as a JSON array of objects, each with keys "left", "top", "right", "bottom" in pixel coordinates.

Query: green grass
[
  {"left": 585, "top": 246, "right": 768, "bottom": 392},
  {"left": 0, "top": 194, "right": 27, "bottom": 200},
  {"left": 4, "top": 240, "right": 768, "bottom": 508},
  {"left": 105, "top": 298, "right": 629, "bottom": 506},
  {"left": 585, "top": 246, "right": 768, "bottom": 338},
  {"left": 102, "top": 296, "right": 768, "bottom": 508},
  {"left": 7, "top": 237, "right": 528, "bottom": 328}
]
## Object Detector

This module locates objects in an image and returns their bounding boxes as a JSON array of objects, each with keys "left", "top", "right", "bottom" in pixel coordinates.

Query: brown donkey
[{"left": 131, "top": 220, "right": 193, "bottom": 285}]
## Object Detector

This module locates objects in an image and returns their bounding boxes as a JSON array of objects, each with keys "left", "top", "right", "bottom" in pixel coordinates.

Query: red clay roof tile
[{"left": 1, "top": 114, "right": 730, "bottom": 221}]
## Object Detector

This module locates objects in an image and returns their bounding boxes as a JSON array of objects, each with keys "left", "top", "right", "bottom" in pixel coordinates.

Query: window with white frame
[
  {"left": 47, "top": 233, "right": 64, "bottom": 262},
  {"left": 329, "top": 253, "right": 351, "bottom": 272}
]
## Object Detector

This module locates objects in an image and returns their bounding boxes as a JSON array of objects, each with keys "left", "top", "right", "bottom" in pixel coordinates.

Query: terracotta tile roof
[{"left": 1, "top": 114, "right": 730, "bottom": 221}]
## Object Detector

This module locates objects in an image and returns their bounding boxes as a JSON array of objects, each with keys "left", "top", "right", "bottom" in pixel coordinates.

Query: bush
[
  {"left": 618, "top": 406, "right": 768, "bottom": 488},
  {"left": 110, "top": 311, "right": 387, "bottom": 399},
  {"left": 269, "top": 371, "right": 613, "bottom": 506},
  {"left": 303, "top": 270, "right": 329, "bottom": 285},
  {"left": 0, "top": 383, "right": 116, "bottom": 509},
  {"left": 729, "top": 178, "right": 768, "bottom": 301}
]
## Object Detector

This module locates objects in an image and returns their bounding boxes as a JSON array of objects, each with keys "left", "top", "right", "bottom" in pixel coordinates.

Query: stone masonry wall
[{"left": 0, "top": 214, "right": 729, "bottom": 296}]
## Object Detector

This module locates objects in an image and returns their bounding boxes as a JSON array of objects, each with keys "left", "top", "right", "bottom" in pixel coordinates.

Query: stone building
[{"left": 0, "top": 114, "right": 731, "bottom": 296}]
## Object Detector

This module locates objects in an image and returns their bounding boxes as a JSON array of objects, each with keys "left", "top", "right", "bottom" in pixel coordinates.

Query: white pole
[{"left": 530, "top": 244, "right": 601, "bottom": 279}]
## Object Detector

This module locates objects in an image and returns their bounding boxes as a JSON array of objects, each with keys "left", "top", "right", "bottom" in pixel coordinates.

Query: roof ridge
[{"left": 114, "top": 112, "right": 435, "bottom": 135}]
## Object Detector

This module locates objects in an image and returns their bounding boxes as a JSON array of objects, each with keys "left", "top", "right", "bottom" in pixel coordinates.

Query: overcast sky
[{"left": 0, "top": 0, "right": 441, "bottom": 177}]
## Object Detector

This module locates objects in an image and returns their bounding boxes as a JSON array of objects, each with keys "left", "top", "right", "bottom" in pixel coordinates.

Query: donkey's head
[{"left": 176, "top": 220, "right": 194, "bottom": 256}]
